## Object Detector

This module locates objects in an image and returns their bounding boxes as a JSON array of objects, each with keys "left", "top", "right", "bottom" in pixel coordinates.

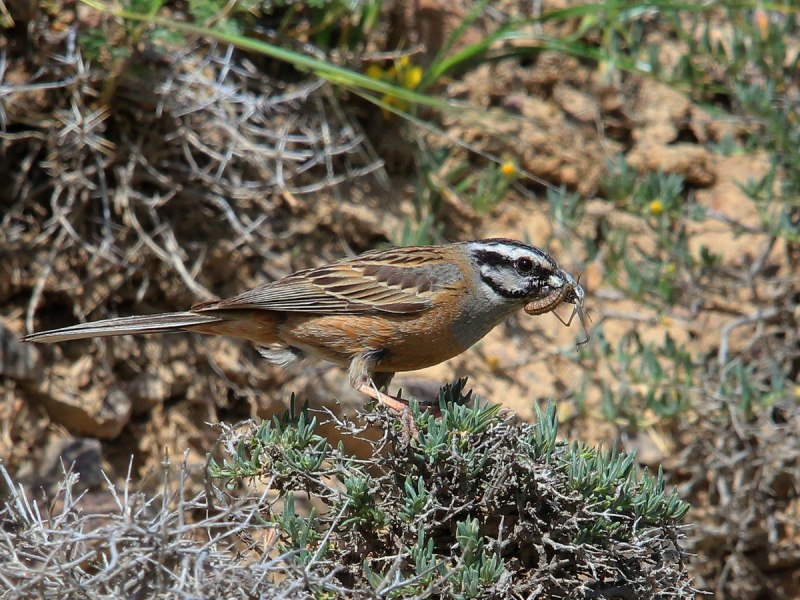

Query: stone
[{"left": 0, "top": 321, "right": 39, "bottom": 381}]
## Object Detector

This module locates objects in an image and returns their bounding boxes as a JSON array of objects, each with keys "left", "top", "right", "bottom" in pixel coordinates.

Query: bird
[{"left": 21, "top": 238, "right": 588, "bottom": 414}]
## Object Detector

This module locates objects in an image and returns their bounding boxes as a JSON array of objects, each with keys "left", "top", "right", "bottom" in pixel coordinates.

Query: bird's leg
[
  {"left": 354, "top": 380, "right": 419, "bottom": 444},
  {"left": 349, "top": 352, "right": 405, "bottom": 411},
  {"left": 355, "top": 380, "right": 408, "bottom": 413},
  {"left": 349, "top": 352, "right": 418, "bottom": 441}
]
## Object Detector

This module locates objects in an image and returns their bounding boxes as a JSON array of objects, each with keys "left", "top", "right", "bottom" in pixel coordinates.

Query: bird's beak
[{"left": 523, "top": 270, "right": 590, "bottom": 345}]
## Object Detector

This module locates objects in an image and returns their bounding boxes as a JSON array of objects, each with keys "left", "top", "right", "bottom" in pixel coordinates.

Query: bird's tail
[{"left": 21, "top": 312, "right": 225, "bottom": 344}]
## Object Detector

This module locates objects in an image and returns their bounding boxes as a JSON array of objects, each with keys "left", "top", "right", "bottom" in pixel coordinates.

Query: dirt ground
[{"left": 2, "top": 2, "right": 799, "bottom": 597}]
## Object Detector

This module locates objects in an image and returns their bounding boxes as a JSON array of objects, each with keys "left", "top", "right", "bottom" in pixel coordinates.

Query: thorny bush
[{"left": 1, "top": 382, "right": 693, "bottom": 599}]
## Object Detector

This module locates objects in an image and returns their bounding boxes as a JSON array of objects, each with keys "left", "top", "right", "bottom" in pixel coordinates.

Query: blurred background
[{"left": 1, "top": 0, "right": 798, "bottom": 595}]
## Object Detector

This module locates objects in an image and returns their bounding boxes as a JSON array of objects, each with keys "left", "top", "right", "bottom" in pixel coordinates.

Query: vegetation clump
[
  {"left": 1, "top": 381, "right": 691, "bottom": 598},
  {"left": 207, "top": 380, "right": 691, "bottom": 598}
]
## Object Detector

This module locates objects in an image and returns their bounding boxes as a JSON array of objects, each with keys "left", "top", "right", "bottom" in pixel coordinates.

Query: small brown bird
[{"left": 22, "top": 239, "right": 587, "bottom": 413}]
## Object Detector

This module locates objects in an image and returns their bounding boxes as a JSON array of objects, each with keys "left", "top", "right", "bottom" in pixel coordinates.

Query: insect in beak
[{"left": 523, "top": 271, "right": 590, "bottom": 346}]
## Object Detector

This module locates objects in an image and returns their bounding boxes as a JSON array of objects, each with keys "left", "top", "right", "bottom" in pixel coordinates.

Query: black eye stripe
[
  {"left": 473, "top": 249, "right": 551, "bottom": 279},
  {"left": 472, "top": 249, "right": 515, "bottom": 269}
]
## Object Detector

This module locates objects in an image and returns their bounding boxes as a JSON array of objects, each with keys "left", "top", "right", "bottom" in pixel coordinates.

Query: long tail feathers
[{"left": 21, "top": 312, "right": 225, "bottom": 343}]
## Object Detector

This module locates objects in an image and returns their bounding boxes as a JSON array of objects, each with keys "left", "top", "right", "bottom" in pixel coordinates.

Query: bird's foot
[{"left": 356, "top": 381, "right": 420, "bottom": 442}]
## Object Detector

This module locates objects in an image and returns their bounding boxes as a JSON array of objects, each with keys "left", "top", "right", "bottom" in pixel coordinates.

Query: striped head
[
  {"left": 465, "top": 239, "right": 588, "bottom": 340},
  {"left": 466, "top": 239, "right": 567, "bottom": 300}
]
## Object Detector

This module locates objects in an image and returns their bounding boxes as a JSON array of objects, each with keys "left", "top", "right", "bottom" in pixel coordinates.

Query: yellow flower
[
  {"left": 485, "top": 355, "right": 501, "bottom": 371},
  {"left": 370, "top": 57, "right": 423, "bottom": 118},
  {"left": 365, "top": 64, "right": 385, "bottom": 80},
  {"left": 387, "top": 57, "right": 409, "bottom": 78},
  {"left": 404, "top": 66, "right": 423, "bottom": 89},
  {"left": 649, "top": 199, "right": 663, "bottom": 215},
  {"left": 381, "top": 94, "right": 409, "bottom": 118},
  {"left": 500, "top": 160, "right": 517, "bottom": 177}
]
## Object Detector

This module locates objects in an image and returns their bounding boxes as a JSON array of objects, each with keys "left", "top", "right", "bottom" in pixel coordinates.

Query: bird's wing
[{"left": 192, "top": 246, "right": 464, "bottom": 316}]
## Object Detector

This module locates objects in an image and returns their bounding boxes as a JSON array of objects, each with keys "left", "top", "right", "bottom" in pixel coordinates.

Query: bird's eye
[{"left": 516, "top": 257, "right": 534, "bottom": 273}]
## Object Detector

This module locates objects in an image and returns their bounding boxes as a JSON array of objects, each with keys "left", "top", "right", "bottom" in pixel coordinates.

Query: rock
[
  {"left": 39, "top": 384, "right": 131, "bottom": 439},
  {"left": 553, "top": 83, "right": 597, "bottom": 124},
  {"left": 633, "top": 80, "right": 692, "bottom": 145},
  {"left": 0, "top": 321, "right": 39, "bottom": 381},
  {"left": 626, "top": 80, "right": 718, "bottom": 187},
  {"left": 125, "top": 370, "right": 170, "bottom": 415},
  {"left": 627, "top": 142, "right": 717, "bottom": 187},
  {"left": 39, "top": 437, "right": 105, "bottom": 490}
]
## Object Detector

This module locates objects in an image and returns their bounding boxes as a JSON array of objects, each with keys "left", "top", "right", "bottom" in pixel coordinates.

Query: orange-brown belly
[{"left": 277, "top": 312, "right": 467, "bottom": 373}]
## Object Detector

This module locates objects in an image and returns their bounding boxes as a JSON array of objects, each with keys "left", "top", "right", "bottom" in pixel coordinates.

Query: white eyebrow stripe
[{"left": 467, "top": 241, "right": 555, "bottom": 268}]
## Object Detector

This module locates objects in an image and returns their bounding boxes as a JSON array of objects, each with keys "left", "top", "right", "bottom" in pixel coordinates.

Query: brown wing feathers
[{"left": 197, "top": 248, "right": 461, "bottom": 316}]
